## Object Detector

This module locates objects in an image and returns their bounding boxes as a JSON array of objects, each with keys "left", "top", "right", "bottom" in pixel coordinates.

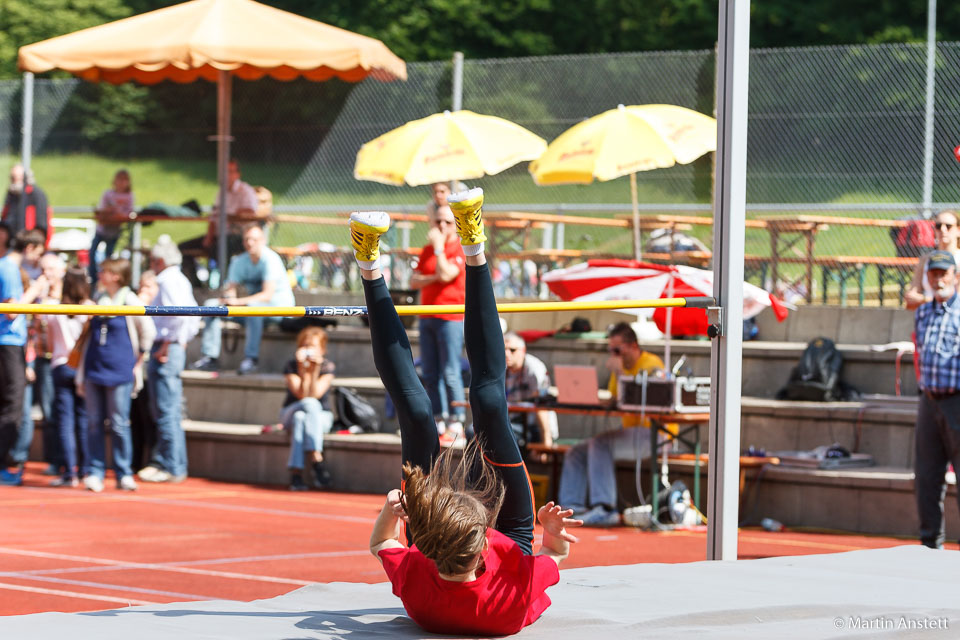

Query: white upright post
[
  {"left": 216, "top": 70, "right": 232, "bottom": 291},
  {"left": 452, "top": 52, "right": 464, "bottom": 112},
  {"left": 708, "top": 0, "right": 750, "bottom": 561},
  {"left": 21, "top": 72, "right": 34, "bottom": 172},
  {"left": 921, "top": 0, "right": 938, "bottom": 218}
]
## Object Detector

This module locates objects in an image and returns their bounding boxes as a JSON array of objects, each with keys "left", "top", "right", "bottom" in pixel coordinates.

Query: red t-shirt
[
  {"left": 415, "top": 239, "right": 465, "bottom": 320},
  {"left": 378, "top": 528, "right": 560, "bottom": 636}
]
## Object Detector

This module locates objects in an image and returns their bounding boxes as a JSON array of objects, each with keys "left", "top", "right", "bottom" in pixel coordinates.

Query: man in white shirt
[
  {"left": 190, "top": 224, "right": 295, "bottom": 375},
  {"left": 139, "top": 239, "right": 199, "bottom": 483},
  {"left": 179, "top": 159, "right": 261, "bottom": 287},
  {"left": 504, "top": 332, "right": 557, "bottom": 448}
]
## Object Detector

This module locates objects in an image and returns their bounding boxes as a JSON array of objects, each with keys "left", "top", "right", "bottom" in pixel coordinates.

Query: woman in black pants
[{"left": 357, "top": 190, "right": 581, "bottom": 636}]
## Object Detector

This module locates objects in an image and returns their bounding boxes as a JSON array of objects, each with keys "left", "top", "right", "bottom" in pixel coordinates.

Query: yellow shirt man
[{"left": 607, "top": 351, "right": 665, "bottom": 428}]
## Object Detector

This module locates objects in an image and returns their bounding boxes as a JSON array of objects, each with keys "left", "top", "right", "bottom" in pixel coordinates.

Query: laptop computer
[{"left": 554, "top": 365, "right": 602, "bottom": 407}]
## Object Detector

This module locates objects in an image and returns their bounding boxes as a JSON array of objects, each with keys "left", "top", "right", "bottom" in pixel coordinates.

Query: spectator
[
  {"left": 42, "top": 267, "right": 92, "bottom": 487},
  {"left": 76, "top": 258, "right": 155, "bottom": 493},
  {"left": 130, "top": 270, "right": 158, "bottom": 471},
  {"left": 179, "top": 159, "right": 259, "bottom": 287},
  {"left": 90, "top": 169, "right": 135, "bottom": 282},
  {"left": 2, "top": 164, "right": 52, "bottom": 247},
  {"left": 912, "top": 250, "right": 960, "bottom": 549},
  {"left": 139, "top": 240, "right": 198, "bottom": 483},
  {"left": 281, "top": 326, "right": 336, "bottom": 491},
  {"left": 557, "top": 322, "right": 665, "bottom": 527},
  {"left": 409, "top": 204, "right": 467, "bottom": 439},
  {"left": 16, "top": 250, "right": 64, "bottom": 476},
  {"left": 503, "top": 331, "right": 558, "bottom": 448},
  {"left": 905, "top": 210, "right": 960, "bottom": 311},
  {"left": 8, "top": 230, "right": 50, "bottom": 478},
  {"left": 190, "top": 224, "right": 294, "bottom": 375},
  {"left": 426, "top": 182, "right": 450, "bottom": 219},
  {"left": 0, "top": 225, "right": 30, "bottom": 485}
]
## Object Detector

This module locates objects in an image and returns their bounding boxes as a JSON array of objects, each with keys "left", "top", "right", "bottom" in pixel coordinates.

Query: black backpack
[
  {"left": 777, "top": 337, "right": 858, "bottom": 401},
  {"left": 333, "top": 387, "right": 380, "bottom": 433}
]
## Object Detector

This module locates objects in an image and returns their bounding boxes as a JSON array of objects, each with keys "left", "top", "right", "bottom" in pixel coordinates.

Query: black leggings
[{"left": 363, "top": 264, "right": 534, "bottom": 554}]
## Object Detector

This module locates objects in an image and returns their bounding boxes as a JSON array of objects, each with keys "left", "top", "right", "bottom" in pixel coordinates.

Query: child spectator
[
  {"left": 76, "top": 258, "right": 155, "bottom": 492},
  {"left": 281, "top": 326, "right": 336, "bottom": 491},
  {"left": 42, "top": 267, "right": 92, "bottom": 487},
  {"left": 90, "top": 169, "right": 134, "bottom": 282}
]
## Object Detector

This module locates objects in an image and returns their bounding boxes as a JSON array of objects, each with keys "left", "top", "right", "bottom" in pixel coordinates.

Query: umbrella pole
[
  {"left": 215, "top": 70, "right": 233, "bottom": 293},
  {"left": 664, "top": 274, "right": 673, "bottom": 373},
  {"left": 630, "top": 172, "right": 641, "bottom": 261}
]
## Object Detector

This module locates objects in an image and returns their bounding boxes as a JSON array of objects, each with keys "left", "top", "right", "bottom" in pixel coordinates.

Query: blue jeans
[
  {"left": 558, "top": 427, "right": 651, "bottom": 511},
  {"left": 147, "top": 343, "right": 187, "bottom": 477},
  {"left": 89, "top": 232, "right": 120, "bottom": 282},
  {"left": 84, "top": 379, "right": 134, "bottom": 480},
  {"left": 200, "top": 297, "right": 276, "bottom": 360},
  {"left": 418, "top": 317, "right": 466, "bottom": 421},
  {"left": 281, "top": 397, "right": 334, "bottom": 469},
  {"left": 53, "top": 365, "right": 88, "bottom": 479}
]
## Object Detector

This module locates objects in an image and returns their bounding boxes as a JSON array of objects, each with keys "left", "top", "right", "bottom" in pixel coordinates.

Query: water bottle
[{"left": 761, "top": 517, "right": 784, "bottom": 532}]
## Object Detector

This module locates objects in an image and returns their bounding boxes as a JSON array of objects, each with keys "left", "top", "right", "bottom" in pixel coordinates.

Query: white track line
[
  {"left": 0, "top": 581, "right": 155, "bottom": 606},
  {"left": 3, "top": 549, "right": 371, "bottom": 577},
  {"left": 6, "top": 574, "right": 217, "bottom": 601},
  {"left": 0, "top": 548, "right": 312, "bottom": 586},
  {"left": 127, "top": 496, "right": 376, "bottom": 523}
]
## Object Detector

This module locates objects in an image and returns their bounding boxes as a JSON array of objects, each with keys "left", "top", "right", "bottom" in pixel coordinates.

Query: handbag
[
  {"left": 334, "top": 387, "right": 379, "bottom": 433},
  {"left": 66, "top": 318, "right": 92, "bottom": 369}
]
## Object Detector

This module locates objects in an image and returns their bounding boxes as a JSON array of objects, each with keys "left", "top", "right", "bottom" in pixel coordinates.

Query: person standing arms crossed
[
  {"left": 912, "top": 250, "right": 960, "bottom": 549},
  {"left": 351, "top": 188, "right": 581, "bottom": 636},
  {"left": 409, "top": 204, "right": 467, "bottom": 439}
]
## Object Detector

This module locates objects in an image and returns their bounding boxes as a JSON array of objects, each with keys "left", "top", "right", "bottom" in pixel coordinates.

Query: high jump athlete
[{"left": 352, "top": 188, "right": 581, "bottom": 636}]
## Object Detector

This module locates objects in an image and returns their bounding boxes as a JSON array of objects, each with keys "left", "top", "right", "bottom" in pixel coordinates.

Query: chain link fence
[{"left": 4, "top": 43, "right": 960, "bottom": 303}]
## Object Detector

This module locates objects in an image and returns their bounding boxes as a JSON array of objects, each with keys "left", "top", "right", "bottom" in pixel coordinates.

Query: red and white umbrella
[{"left": 542, "top": 259, "right": 789, "bottom": 337}]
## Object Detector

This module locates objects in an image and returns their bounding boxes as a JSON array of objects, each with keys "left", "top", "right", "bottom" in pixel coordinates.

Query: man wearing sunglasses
[
  {"left": 504, "top": 332, "right": 558, "bottom": 449},
  {"left": 905, "top": 211, "right": 960, "bottom": 310},
  {"left": 410, "top": 204, "right": 467, "bottom": 440},
  {"left": 558, "top": 322, "right": 665, "bottom": 527}
]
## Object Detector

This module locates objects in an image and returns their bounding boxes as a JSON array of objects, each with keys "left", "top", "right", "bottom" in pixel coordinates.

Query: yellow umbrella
[
  {"left": 530, "top": 104, "right": 716, "bottom": 259},
  {"left": 355, "top": 110, "right": 547, "bottom": 187}
]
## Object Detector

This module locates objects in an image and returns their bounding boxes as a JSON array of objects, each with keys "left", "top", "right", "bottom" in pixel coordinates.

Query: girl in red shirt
[{"left": 349, "top": 190, "right": 582, "bottom": 636}]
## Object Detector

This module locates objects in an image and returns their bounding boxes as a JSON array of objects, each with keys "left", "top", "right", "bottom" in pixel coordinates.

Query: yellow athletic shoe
[
  {"left": 349, "top": 211, "right": 391, "bottom": 264},
  {"left": 448, "top": 187, "right": 486, "bottom": 246}
]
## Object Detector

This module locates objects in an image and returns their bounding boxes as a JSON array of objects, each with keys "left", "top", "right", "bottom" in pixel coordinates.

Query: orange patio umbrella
[{"left": 18, "top": 0, "right": 406, "bottom": 274}]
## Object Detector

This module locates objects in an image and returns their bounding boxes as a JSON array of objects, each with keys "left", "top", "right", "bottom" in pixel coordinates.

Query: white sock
[
  {"left": 462, "top": 242, "right": 484, "bottom": 256},
  {"left": 356, "top": 256, "right": 380, "bottom": 271}
]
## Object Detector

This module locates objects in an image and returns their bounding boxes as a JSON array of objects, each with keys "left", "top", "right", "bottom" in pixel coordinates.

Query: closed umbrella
[
  {"left": 530, "top": 104, "right": 716, "bottom": 260},
  {"left": 19, "top": 0, "right": 406, "bottom": 280},
  {"left": 355, "top": 110, "right": 547, "bottom": 186}
]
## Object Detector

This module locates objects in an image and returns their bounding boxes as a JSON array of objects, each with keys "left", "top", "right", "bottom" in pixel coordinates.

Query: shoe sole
[{"left": 448, "top": 188, "right": 486, "bottom": 245}]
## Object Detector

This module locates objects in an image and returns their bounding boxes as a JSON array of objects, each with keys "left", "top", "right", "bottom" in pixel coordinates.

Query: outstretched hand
[
  {"left": 537, "top": 501, "right": 583, "bottom": 544},
  {"left": 386, "top": 488, "right": 408, "bottom": 523}
]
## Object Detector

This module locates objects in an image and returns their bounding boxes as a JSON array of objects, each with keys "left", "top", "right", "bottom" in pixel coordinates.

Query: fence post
[
  {"left": 921, "top": 0, "right": 937, "bottom": 219},
  {"left": 452, "top": 52, "right": 464, "bottom": 112},
  {"left": 21, "top": 72, "right": 34, "bottom": 172}
]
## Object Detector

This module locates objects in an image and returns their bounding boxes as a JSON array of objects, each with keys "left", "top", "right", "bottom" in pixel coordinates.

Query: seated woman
[
  {"left": 281, "top": 326, "right": 336, "bottom": 491},
  {"left": 354, "top": 189, "right": 581, "bottom": 637}
]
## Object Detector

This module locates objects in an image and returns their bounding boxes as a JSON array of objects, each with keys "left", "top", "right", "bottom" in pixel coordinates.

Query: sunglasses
[
  {"left": 936, "top": 222, "right": 955, "bottom": 231},
  {"left": 505, "top": 347, "right": 521, "bottom": 353},
  {"left": 609, "top": 346, "right": 622, "bottom": 356}
]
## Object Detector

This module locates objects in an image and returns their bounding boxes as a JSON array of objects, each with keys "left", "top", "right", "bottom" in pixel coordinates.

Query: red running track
[{"left": 1, "top": 462, "right": 950, "bottom": 616}]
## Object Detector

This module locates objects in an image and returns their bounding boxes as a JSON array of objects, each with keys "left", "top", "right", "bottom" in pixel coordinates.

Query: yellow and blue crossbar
[{"left": 0, "top": 297, "right": 715, "bottom": 318}]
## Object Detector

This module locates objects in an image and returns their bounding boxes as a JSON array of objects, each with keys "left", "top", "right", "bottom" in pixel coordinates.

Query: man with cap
[{"left": 913, "top": 249, "right": 960, "bottom": 548}]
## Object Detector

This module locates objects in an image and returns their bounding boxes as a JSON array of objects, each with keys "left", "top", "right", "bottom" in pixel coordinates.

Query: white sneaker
[
  {"left": 118, "top": 476, "right": 138, "bottom": 491},
  {"left": 83, "top": 475, "right": 104, "bottom": 493},
  {"left": 141, "top": 469, "right": 173, "bottom": 483},
  {"left": 435, "top": 418, "right": 447, "bottom": 435},
  {"left": 137, "top": 466, "right": 161, "bottom": 481}
]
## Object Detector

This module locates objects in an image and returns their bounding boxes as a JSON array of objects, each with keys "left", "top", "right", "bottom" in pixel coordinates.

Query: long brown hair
[{"left": 401, "top": 440, "right": 505, "bottom": 576}]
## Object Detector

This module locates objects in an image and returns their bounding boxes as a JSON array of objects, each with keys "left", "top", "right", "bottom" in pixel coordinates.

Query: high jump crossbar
[{"left": 0, "top": 297, "right": 715, "bottom": 318}]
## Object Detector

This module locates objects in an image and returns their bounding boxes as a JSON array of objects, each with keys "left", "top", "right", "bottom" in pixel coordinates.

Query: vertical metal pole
[
  {"left": 131, "top": 221, "right": 143, "bottom": 286},
  {"left": 921, "top": 0, "right": 938, "bottom": 218},
  {"left": 21, "top": 72, "right": 34, "bottom": 172},
  {"left": 452, "top": 52, "right": 464, "bottom": 112},
  {"left": 708, "top": 0, "right": 749, "bottom": 561},
  {"left": 630, "top": 172, "right": 641, "bottom": 260},
  {"left": 216, "top": 71, "right": 232, "bottom": 291}
]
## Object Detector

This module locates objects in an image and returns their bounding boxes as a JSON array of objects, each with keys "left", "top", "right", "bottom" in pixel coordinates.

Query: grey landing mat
[{"left": 1, "top": 546, "right": 958, "bottom": 639}]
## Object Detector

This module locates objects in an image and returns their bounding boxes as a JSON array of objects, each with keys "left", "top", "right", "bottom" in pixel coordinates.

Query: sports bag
[{"left": 333, "top": 387, "right": 379, "bottom": 433}]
